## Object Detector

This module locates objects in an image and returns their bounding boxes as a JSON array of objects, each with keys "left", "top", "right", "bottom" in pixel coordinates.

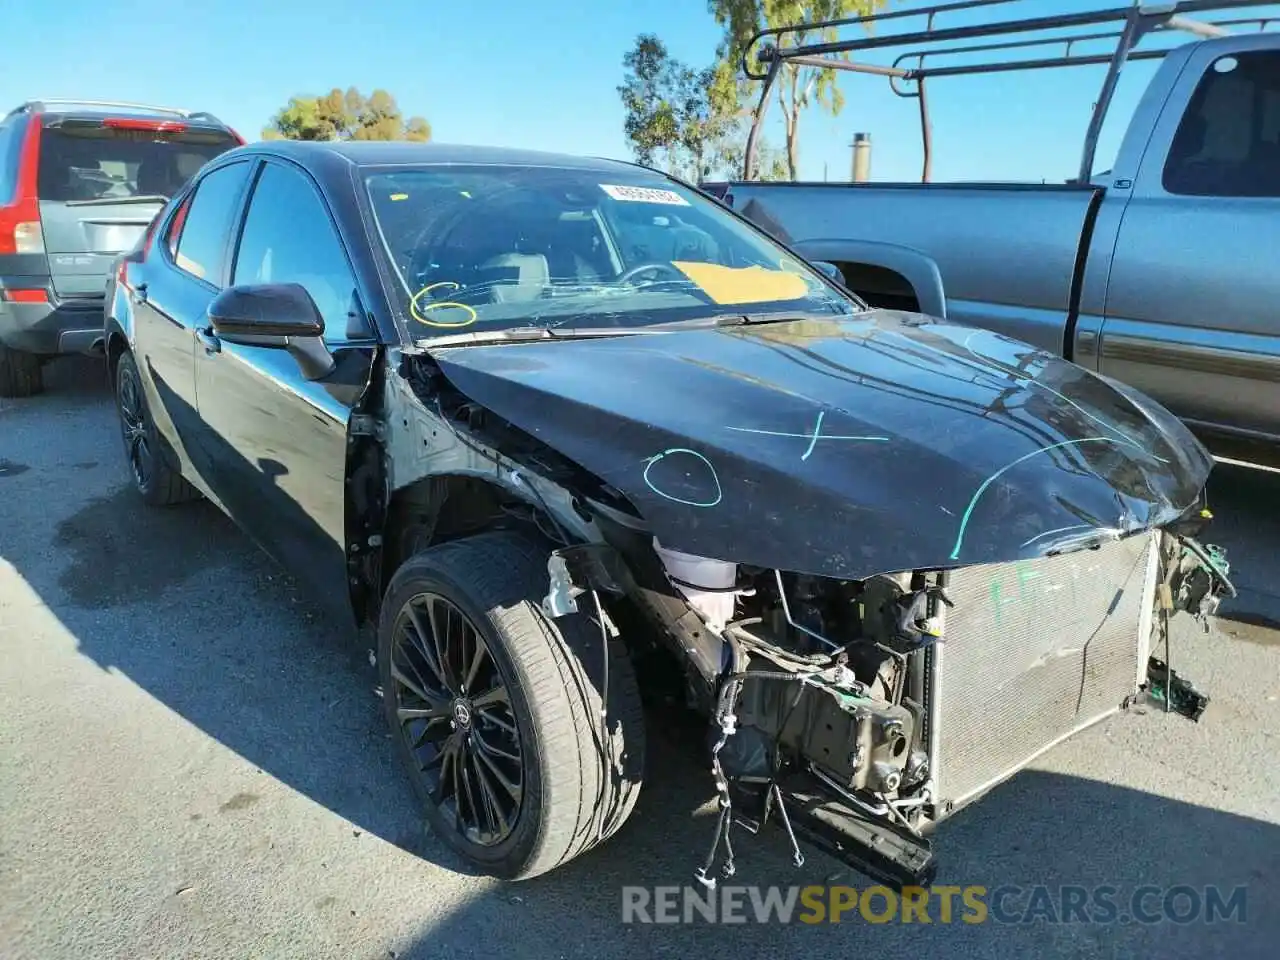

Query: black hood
[{"left": 430, "top": 311, "right": 1212, "bottom": 578}]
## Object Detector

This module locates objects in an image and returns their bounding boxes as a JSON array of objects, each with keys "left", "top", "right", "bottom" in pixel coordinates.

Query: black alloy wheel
[
  {"left": 390, "top": 591, "right": 524, "bottom": 847},
  {"left": 116, "top": 357, "right": 152, "bottom": 490},
  {"left": 113, "top": 351, "right": 197, "bottom": 506},
  {"left": 378, "top": 530, "right": 647, "bottom": 880}
]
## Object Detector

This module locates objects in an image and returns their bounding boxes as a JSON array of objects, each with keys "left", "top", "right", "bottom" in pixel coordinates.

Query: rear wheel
[
  {"left": 0, "top": 344, "right": 43, "bottom": 398},
  {"left": 114, "top": 350, "right": 197, "bottom": 506},
  {"left": 378, "top": 530, "right": 646, "bottom": 880}
]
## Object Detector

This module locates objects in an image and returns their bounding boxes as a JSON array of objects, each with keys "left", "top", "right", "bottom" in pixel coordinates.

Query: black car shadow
[
  {"left": 4, "top": 357, "right": 1278, "bottom": 960},
  {"left": 387, "top": 768, "right": 1279, "bottom": 959}
]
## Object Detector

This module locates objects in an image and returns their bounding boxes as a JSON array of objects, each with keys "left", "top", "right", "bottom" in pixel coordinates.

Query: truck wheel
[
  {"left": 0, "top": 344, "right": 43, "bottom": 398},
  {"left": 378, "top": 530, "right": 646, "bottom": 880},
  {"left": 114, "top": 351, "right": 198, "bottom": 506}
]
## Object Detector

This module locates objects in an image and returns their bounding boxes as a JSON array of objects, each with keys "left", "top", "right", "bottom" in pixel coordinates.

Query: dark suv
[{"left": 0, "top": 99, "right": 242, "bottom": 396}]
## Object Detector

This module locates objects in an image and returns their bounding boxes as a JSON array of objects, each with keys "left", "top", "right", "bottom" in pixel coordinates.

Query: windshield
[{"left": 363, "top": 164, "right": 858, "bottom": 336}]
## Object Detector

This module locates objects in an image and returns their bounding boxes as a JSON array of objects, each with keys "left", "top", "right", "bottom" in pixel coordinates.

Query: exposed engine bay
[
  {"left": 524, "top": 511, "right": 1237, "bottom": 889},
  {"left": 371, "top": 310, "right": 1237, "bottom": 889},
  {"left": 630, "top": 531, "right": 1234, "bottom": 889}
]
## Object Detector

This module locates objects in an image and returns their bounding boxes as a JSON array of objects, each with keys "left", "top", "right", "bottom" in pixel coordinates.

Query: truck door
[{"left": 1098, "top": 38, "right": 1280, "bottom": 444}]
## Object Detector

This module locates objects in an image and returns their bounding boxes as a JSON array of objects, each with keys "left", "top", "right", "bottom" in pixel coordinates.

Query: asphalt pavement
[{"left": 2, "top": 356, "right": 1278, "bottom": 960}]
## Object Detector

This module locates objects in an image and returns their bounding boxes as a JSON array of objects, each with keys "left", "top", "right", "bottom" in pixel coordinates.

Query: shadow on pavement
[
  {"left": 3, "top": 358, "right": 1278, "bottom": 959},
  {"left": 389, "top": 768, "right": 1279, "bottom": 959}
]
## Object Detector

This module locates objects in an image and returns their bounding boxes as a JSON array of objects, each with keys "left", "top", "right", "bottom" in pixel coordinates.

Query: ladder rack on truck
[{"left": 741, "top": 0, "right": 1280, "bottom": 182}]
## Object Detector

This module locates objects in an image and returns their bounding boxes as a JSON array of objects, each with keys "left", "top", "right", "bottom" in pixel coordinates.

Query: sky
[{"left": 4, "top": 0, "right": 1275, "bottom": 183}]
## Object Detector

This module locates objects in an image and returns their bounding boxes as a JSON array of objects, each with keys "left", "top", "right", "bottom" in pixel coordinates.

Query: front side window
[
  {"left": 172, "top": 161, "right": 252, "bottom": 283},
  {"left": 232, "top": 162, "right": 359, "bottom": 338},
  {"left": 1163, "top": 51, "right": 1280, "bottom": 197},
  {"left": 363, "top": 164, "right": 857, "bottom": 337}
]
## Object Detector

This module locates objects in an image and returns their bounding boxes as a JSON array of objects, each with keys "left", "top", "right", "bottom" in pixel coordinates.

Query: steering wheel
[{"left": 617, "top": 261, "right": 688, "bottom": 285}]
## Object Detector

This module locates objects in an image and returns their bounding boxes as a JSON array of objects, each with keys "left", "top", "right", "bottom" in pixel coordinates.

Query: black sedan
[{"left": 105, "top": 140, "right": 1222, "bottom": 884}]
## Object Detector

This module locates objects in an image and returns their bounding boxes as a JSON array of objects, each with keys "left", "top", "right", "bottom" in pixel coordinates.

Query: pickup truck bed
[
  {"left": 715, "top": 8, "right": 1280, "bottom": 459},
  {"left": 723, "top": 181, "right": 1101, "bottom": 354}
]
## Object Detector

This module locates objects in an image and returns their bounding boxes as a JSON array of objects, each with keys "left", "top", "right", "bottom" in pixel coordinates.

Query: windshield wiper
[
  {"left": 64, "top": 194, "right": 170, "bottom": 207},
  {"left": 713, "top": 309, "right": 853, "bottom": 327},
  {"left": 424, "top": 324, "right": 659, "bottom": 349}
]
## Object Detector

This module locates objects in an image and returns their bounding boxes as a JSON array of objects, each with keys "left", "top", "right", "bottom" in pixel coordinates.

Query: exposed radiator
[{"left": 929, "top": 532, "right": 1158, "bottom": 812}]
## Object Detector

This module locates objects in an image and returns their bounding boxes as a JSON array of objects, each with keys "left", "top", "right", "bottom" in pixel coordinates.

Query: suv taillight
[
  {"left": 0, "top": 209, "right": 43, "bottom": 255},
  {"left": 12, "top": 220, "right": 43, "bottom": 253},
  {"left": 0, "top": 115, "right": 42, "bottom": 255}
]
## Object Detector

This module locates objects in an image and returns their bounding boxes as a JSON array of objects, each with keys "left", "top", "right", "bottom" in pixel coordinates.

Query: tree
[
  {"left": 618, "top": 36, "right": 685, "bottom": 173},
  {"left": 709, "top": 0, "right": 887, "bottom": 180},
  {"left": 262, "top": 87, "right": 431, "bottom": 142},
  {"left": 617, "top": 35, "right": 788, "bottom": 182}
]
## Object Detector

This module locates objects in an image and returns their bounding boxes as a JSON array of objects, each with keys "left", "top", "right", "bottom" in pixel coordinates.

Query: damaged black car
[{"left": 105, "top": 141, "right": 1234, "bottom": 885}]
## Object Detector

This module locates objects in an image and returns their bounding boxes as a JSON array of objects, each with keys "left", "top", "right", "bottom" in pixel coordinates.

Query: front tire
[
  {"left": 114, "top": 350, "right": 197, "bottom": 506},
  {"left": 378, "top": 530, "right": 646, "bottom": 880},
  {"left": 0, "top": 344, "right": 43, "bottom": 398}
]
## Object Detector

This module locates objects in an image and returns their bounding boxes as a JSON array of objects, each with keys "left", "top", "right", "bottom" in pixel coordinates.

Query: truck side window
[{"left": 1163, "top": 51, "right": 1280, "bottom": 198}]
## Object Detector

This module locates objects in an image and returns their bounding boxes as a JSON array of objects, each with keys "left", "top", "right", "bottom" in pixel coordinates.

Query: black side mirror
[
  {"left": 811, "top": 260, "right": 842, "bottom": 282},
  {"left": 207, "top": 282, "right": 334, "bottom": 380},
  {"left": 209, "top": 282, "right": 325, "bottom": 339}
]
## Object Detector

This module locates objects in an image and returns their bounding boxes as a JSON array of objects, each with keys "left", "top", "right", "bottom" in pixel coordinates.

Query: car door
[
  {"left": 132, "top": 159, "right": 255, "bottom": 488},
  {"left": 1099, "top": 38, "right": 1280, "bottom": 442},
  {"left": 192, "top": 158, "right": 376, "bottom": 621}
]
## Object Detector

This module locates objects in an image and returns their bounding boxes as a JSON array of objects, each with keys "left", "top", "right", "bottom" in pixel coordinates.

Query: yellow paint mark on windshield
[
  {"left": 672, "top": 261, "right": 809, "bottom": 306},
  {"left": 390, "top": 193, "right": 409, "bottom": 201},
  {"left": 410, "top": 281, "right": 478, "bottom": 329}
]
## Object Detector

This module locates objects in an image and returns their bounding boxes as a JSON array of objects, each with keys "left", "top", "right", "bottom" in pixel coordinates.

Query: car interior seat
[
  {"left": 135, "top": 159, "right": 176, "bottom": 198},
  {"left": 477, "top": 253, "right": 550, "bottom": 303}
]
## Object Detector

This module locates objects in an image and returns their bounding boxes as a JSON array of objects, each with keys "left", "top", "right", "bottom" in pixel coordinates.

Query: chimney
[{"left": 851, "top": 132, "right": 871, "bottom": 182}]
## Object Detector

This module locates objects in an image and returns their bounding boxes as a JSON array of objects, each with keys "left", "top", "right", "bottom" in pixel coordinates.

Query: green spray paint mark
[{"left": 1015, "top": 561, "right": 1042, "bottom": 598}]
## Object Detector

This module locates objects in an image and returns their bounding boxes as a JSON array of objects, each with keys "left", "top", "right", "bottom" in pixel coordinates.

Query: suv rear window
[{"left": 36, "top": 123, "right": 236, "bottom": 203}]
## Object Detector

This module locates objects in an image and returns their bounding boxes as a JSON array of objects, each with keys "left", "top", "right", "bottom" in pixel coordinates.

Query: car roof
[{"left": 246, "top": 139, "right": 647, "bottom": 177}]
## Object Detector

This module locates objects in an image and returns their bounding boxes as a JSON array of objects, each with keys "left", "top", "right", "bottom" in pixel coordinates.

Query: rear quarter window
[
  {"left": 36, "top": 124, "right": 237, "bottom": 203},
  {"left": 0, "top": 118, "right": 22, "bottom": 204}
]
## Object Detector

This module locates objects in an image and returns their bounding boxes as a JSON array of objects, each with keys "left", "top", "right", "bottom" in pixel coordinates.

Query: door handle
[
  {"left": 196, "top": 327, "right": 221, "bottom": 354},
  {"left": 131, "top": 282, "right": 149, "bottom": 305}
]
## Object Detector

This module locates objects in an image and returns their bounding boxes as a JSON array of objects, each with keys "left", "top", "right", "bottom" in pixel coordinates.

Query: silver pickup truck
[{"left": 708, "top": 0, "right": 1280, "bottom": 462}]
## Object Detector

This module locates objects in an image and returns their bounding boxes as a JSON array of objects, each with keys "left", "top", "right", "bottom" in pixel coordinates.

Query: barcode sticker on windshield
[{"left": 600, "top": 184, "right": 690, "bottom": 206}]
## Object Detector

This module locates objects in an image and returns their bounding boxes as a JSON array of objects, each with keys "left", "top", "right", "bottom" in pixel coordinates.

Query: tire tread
[
  {"left": 0, "top": 345, "right": 43, "bottom": 398},
  {"left": 382, "top": 530, "right": 645, "bottom": 879}
]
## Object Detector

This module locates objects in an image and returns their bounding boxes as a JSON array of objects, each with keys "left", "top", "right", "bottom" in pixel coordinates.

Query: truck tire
[
  {"left": 0, "top": 344, "right": 43, "bottom": 398},
  {"left": 114, "top": 350, "right": 198, "bottom": 506},
  {"left": 378, "top": 530, "right": 646, "bottom": 880}
]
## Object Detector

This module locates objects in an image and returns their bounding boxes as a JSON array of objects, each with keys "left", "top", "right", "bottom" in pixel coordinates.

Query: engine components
[
  {"left": 652, "top": 538, "right": 738, "bottom": 633},
  {"left": 734, "top": 671, "right": 922, "bottom": 795}
]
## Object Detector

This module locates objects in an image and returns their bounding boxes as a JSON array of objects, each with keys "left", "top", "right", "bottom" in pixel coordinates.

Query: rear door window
[
  {"left": 171, "top": 161, "right": 254, "bottom": 284},
  {"left": 36, "top": 123, "right": 237, "bottom": 203}
]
